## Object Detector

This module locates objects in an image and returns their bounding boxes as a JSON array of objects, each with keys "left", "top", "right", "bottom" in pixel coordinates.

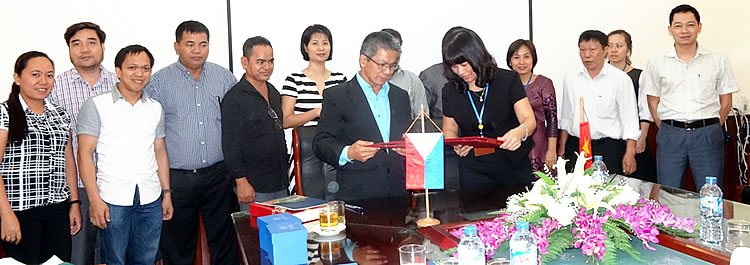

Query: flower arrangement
[{"left": 450, "top": 153, "right": 697, "bottom": 264}]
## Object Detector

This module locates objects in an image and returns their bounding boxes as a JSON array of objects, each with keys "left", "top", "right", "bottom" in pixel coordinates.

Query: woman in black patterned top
[
  {"left": 0, "top": 52, "right": 80, "bottom": 264},
  {"left": 608, "top": 30, "right": 657, "bottom": 182},
  {"left": 281, "top": 24, "right": 347, "bottom": 128}
]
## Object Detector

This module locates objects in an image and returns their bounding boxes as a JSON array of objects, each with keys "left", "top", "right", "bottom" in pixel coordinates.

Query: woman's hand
[
  {"left": 453, "top": 144, "right": 473, "bottom": 157},
  {"left": 498, "top": 127, "right": 525, "bottom": 151},
  {"left": 70, "top": 203, "right": 82, "bottom": 236},
  {"left": 1, "top": 211, "right": 21, "bottom": 245},
  {"left": 545, "top": 148, "right": 557, "bottom": 170}
]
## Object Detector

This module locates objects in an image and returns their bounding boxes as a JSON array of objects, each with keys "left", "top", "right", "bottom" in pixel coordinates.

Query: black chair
[{"left": 292, "top": 126, "right": 337, "bottom": 200}]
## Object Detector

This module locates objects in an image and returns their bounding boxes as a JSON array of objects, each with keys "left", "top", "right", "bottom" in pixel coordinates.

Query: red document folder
[
  {"left": 368, "top": 141, "right": 406, "bottom": 148},
  {"left": 444, "top": 136, "right": 503, "bottom": 148}
]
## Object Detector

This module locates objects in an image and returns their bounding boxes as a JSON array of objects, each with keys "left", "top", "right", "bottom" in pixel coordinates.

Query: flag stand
[{"left": 405, "top": 105, "right": 442, "bottom": 228}]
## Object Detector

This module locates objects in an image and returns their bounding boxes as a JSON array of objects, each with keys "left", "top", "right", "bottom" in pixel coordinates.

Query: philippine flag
[{"left": 404, "top": 132, "right": 444, "bottom": 190}]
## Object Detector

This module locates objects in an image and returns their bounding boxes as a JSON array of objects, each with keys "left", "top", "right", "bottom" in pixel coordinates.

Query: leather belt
[{"left": 662, "top": 118, "right": 719, "bottom": 130}]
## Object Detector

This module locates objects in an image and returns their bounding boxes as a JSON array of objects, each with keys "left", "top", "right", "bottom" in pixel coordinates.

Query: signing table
[{"left": 232, "top": 176, "right": 745, "bottom": 264}]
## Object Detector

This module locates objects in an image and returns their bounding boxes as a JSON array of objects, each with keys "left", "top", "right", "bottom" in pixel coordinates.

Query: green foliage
[
  {"left": 602, "top": 238, "right": 617, "bottom": 265},
  {"left": 603, "top": 220, "right": 645, "bottom": 263},
  {"left": 520, "top": 208, "right": 548, "bottom": 222},
  {"left": 443, "top": 247, "right": 457, "bottom": 256},
  {"left": 535, "top": 172, "right": 555, "bottom": 185},
  {"left": 584, "top": 167, "right": 594, "bottom": 175},
  {"left": 657, "top": 224, "right": 699, "bottom": 238},
  {"left": 601, "top": 189, "right": 621, "bottom": 203},
  {"left": 541, "top": 228, "right": 575, "bottom": 264}
]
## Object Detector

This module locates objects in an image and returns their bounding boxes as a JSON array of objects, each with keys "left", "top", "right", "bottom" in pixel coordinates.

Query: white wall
[
  {"left": 229, "top": 0, "right": 530, "bottom": 88},
  {"left": 0, "top": 0, "right": 230, "bottom": 97},
  {"left": 533, "top": 0, "right": 750, "bottom": 110}
]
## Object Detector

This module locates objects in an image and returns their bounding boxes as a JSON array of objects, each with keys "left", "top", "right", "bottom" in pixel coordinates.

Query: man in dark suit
[{"left": 314, "top": 31, "right": 411, "bottom": 201}]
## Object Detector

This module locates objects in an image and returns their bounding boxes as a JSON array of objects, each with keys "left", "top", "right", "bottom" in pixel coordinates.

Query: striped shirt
[
  {"left": 146, "top": 61, "right": 237, "bottom": 170},
  {"left": 49, "top": 65, "right": 118, "bottom": 187},
  {"left": 0, "top": 97, "right": 70, "bottom": 211},
  {"left": 281, "top": 72, "right": 347, "bottom": 127}
]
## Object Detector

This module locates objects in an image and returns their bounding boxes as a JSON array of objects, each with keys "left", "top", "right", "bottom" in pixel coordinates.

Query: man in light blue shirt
[{"left": 314, "top": 31, "right": 412, "bottom": 201}]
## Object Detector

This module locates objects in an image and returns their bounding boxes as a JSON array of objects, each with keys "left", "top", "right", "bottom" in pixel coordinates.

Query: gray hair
[{"left": 359, "top": 31, "right": 401, "bottom": 57}]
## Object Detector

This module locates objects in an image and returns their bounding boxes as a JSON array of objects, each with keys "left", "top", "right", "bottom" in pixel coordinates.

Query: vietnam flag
[
  {"left": 578, "top": 97, "right": 592, "bottom": 169},
  {"left": 579, "top": 121, "right": 593, "bottom": 169},
  {"left": 404, "top": 132, "right": 444, "bottom": 190}
]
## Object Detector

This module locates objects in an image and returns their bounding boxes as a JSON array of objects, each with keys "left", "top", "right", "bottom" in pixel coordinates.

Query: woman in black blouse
[
  {"left": 441, "top": 27, "right": 537, "bottom": 193},
  {"left": 0, "top": 52, "right": 80, "bottom": 264}
]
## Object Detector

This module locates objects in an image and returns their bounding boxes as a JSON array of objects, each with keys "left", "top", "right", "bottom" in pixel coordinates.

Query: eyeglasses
[
  {"left": 364, "top": 55, "right": 399, "bottom": 71},
  {"left": 267, "top": 106, "right": 282, "bottom": 130}
]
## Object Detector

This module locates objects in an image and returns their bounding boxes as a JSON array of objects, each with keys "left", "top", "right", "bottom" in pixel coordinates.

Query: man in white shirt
[
  {"left": 642, "top": 4, "right": 738, "bottom": 189},
  {"left": 78, "top": 45, "right": 173, "bottom": 264},
  {"left": 558, "top": 30, "right": 641, "bottom": 175}
]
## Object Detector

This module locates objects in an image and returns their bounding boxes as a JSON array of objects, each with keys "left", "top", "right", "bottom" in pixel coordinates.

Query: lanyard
[
  {"left": 523, "top": 74, "right": 533, "bottom": 91},
  {"left": 468, "top": 84, "right": 489, "bottom": 136}
]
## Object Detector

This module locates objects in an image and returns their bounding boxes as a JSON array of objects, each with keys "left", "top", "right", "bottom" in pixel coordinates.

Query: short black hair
[
  {"left": 578, "top": 30, "right": 608, "bottom": 49},
  {"left": 300, "top": 24, "right": 332, "bottom": 61},
  {"left": 114, "top": 45, "right": 154, "bottom": 68},
  {"left": 64, "top": 22, "right": 106, "bottom": 46},
  {"left": 441, "top": 27, "right": 496, "bottom": 92},
  {"left": 381, "top": 28, "right": 402, "bottom": 44},
  {"left": 175, "top": 20, "right": 209, "bottom": 43},
  {"left": 243, "top": 36, "right": 272, "bottom": 57},
  {"left": 670, "top": 4, "right": 700, "bottom": 24},
  {"left": 506, "top": 39, "right": 538, "bottom": 71}
]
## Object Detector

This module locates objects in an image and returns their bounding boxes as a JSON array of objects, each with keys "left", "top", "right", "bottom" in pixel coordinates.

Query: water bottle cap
[
  {"left": 516, "top": 221, "right": 529, "bottom": 230},
  {"left": 464, "top": 225, "right": 477, "bottom": 236},
  {"left": 594, "top": 155, "right": 603, "bottom": 161},
  {"left": 706, "top": 176, "right": 717, "bottom": 183}
]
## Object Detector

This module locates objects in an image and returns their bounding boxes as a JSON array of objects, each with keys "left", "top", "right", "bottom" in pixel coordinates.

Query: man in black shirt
[{"left": 221, "top": 36, "right": 288, "bottom": 211}]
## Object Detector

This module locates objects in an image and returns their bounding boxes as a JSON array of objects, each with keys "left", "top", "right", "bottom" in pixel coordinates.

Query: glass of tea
[{"left": 319, "top": 203, "right": 339, "bottom": 231}]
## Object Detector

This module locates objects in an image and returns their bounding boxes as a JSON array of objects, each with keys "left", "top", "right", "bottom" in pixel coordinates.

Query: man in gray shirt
[{"left": 381, "top": 28, "right": 429, "bottom": 119}]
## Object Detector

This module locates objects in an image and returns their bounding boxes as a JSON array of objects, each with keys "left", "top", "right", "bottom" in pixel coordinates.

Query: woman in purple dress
[{"left": 506, "top": 39, "right": 558, "bottom": 173}]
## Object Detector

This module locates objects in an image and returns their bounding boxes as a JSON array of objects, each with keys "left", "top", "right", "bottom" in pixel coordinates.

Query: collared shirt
[
  {"left": 419, "top": 63, "right": 447, "bottom": 118},
  {"left": 338, "top": 73, "right": 392, "bottom": 165},
  {"left": 145, "top": 61, "right": 237, "bottom": 170},
  {"left": 641, "top": 45, "right": 739, "bottom": 121},
  {"left": 49, "top": 65, "right": 118, "bottom": 187},
  {"left": 77, "top": 85, "right": 165, "bottom": 206},
  {"left": 0, "top": 97, "right": 70, "bottom": 211},
  {"left": 559, "top": 63, "right": 641, "bottom": 141},
  {"left": 389, "top": 68, "right": 429, "bottom": 118},
  {"left": 221, "top": 78, "right": 288, "bottom": 193}
]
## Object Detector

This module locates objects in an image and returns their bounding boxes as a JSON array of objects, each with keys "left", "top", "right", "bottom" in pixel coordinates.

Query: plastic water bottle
[
  {"left": 591, "top": 155, "right": 609, "bottom": 184},
  {"left": 510, "top": 221, "right": 537, "bottom": 265},
  {"left": 458, "top": 225, "right": 485, "bottom": 265},
  {"left": 699, "top": 176, "right": 723, "bottom": 245}
]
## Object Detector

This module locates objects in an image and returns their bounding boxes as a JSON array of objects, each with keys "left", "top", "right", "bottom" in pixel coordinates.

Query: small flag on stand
[
  {"left": 579, "top": 97, "right": 592, "bottom": 169},
  {"left": 404, "top": 132, "right": 444, "bottom": 190}
]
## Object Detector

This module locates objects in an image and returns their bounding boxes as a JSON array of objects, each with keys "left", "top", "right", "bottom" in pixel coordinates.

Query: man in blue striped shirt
[{"left": 145, "top": 20, "right": 240, "bottom": 265}]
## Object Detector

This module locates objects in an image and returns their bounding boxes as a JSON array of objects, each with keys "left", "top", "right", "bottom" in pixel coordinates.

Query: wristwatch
[{"left": 161, "top": 188, "right": 173, "bottom": 195}]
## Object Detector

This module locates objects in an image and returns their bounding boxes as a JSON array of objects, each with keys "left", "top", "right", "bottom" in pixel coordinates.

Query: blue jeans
[
  {"left": 100, "top": 186, "right": 163, "bottom": 265},
  {"left": 656, "top": 123, "right": 724, "bottom": 190}
]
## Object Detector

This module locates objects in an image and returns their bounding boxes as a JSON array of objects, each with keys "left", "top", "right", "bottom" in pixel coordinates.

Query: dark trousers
[
  {"left": 564, "top": 136, "right": 626, "bottom": 175},
  {"left": 656, "top": 123, "right": 724, "bottom": 190},
  {"left": 71, "top": 187, "right": 101, "bottom": 265},
  {"left": 2, "top": 202, "right": 71, "bottom": 265},
  {"left": 160, "top": 161, "right": 240, "bottom": 265}
]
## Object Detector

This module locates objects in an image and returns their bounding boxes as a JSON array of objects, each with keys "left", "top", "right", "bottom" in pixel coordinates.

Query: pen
[{"left": 344, "top": 204, "right": 364, "bottom": 214}]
